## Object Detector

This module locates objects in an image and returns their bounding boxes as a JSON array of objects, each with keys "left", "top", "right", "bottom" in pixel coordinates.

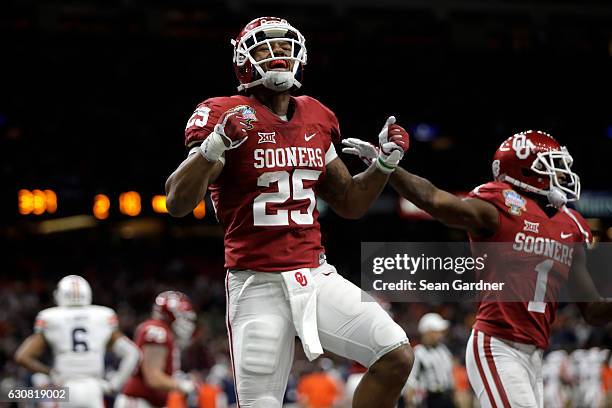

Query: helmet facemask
[
  {"left": 172, "top": 310, "right": 196, "bottom": 349},
  {"left": 531, "top": 147, "right": 581, "bottom": 203},
  {"left": 232, "top": 19, "right": 307, "bottom": 92}
]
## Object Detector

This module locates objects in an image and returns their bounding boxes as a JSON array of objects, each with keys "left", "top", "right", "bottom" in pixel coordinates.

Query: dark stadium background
[{"left": 1, "top": 0, "right": 611, "bottom": 405}]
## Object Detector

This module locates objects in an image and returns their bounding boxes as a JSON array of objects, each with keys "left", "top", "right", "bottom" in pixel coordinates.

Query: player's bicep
[
  {"left": 437, "top": 196, "right": 498, "bottom": 236},
  {"left": 15, "top": 333, "right": 47, "bottom": 360},
  {"left": 141, "top": 344, "right": 167, "bottom": 374},
  {"left": 316, "top": 157, "right": 351, "bottom": 211}
]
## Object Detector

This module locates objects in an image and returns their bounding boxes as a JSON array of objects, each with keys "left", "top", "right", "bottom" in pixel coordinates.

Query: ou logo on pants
[{"left": 295, "top": 272, "right": 308, "bottom": 287}]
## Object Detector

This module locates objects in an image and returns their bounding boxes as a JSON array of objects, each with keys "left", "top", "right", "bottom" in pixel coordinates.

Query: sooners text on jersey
[
  {"left": 468, "top": 181, "right": 593, "bottom": 349},
  {"left": 185, "top": 95, "right": 340, "bottom": 272}
]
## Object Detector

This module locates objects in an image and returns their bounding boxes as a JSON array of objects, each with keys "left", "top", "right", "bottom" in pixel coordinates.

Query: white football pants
[
  {"left": 466, "top": 329, "right": 543, "bottom": 408},
  {"left": 225, "top": 262, "right": 409, "bottom": 408}
]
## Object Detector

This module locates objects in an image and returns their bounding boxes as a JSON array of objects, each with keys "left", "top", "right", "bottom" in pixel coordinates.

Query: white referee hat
[{"left": 418, "top": 312, "right": 449, "bottom": 334}]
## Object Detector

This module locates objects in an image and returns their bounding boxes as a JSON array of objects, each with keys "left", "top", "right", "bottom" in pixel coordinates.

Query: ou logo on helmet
[
  {"left": 499, "top": 133, "right": 536, "bottom": 160},
  {"left": 511, "top": 134, "right": 536, "bottom": 160}
]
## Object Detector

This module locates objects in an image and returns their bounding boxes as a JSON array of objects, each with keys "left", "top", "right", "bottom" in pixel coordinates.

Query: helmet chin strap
[
  {"left": 546, "top": 187, "right": 567, "bottom": 209},
  {"left": 502, "top": 175, "right": 567, "bottom": 208},
  {"left": 262, "top": 71, "right": 295, "bottom": 91}
]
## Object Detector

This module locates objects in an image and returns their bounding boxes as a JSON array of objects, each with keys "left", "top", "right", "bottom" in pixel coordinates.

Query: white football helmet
[{"left": 54, "top": 275, "right": 92, "bottom": 307}]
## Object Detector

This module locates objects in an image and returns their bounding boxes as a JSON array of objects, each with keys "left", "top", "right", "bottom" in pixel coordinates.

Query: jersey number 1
[
  {"left": 527, "top": 259, "right": 554, "bottom": 314},
  {"left": 254, "top": 170, "right": 322, "bottom": 226}
]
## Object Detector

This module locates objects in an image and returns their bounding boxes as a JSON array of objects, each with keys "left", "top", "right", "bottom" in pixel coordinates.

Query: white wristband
[
  {"left": 199, "top": 131, "right": 228, "bottom": 162},
  {"left": 375, "top": 150, "right": 402, "bottom": 174},
  {"left": 177, "top": 378, "right": 195, "bottom": 394}
]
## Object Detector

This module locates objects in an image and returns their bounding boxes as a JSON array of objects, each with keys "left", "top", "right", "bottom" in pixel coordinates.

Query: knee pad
[
  {"left": 372, "top": 320, "right": 407, "bottom": 349},
  {"left": 252, "top": 396, "right": 282, "bottom": 408},
  {"left": 240, "top": 315, "right": 286, "bottom": 375}
]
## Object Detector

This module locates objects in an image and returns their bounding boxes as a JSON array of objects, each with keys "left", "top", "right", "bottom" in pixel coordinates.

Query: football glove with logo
[
  {"left": 342, "top": 116, "right": 410, "bottom": 173},
  {"left": 199, "top": 109, "right": 249, "bottom": 162}
]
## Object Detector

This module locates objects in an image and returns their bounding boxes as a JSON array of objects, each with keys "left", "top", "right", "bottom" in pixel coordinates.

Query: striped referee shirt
[{"left": 407, "top": 343, "right": 455, "bottom": 393}]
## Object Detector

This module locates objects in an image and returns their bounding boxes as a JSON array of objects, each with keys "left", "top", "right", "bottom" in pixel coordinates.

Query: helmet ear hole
[{"left": 521, "top": 168, "right": 537, "bottom": 178}]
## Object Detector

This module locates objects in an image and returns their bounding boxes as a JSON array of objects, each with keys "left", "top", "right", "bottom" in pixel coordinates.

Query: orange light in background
[
  {"left": 44, "top": 190, "right": 57, "bottom": 214},
  {"left": 152, "top": 195, "right": 168, "bottom": 213},
  {"left": 193, "top": 201, "right": 206, "bottom": 219},
  {"left": 18, "top": 189, "right": 34, "bottom": 214},
  {"left": 119, "top": 191, "right": 141, "bottom": 216},
  {"left": 32, "top": 189, "right": 46, "bottom": 215},
  {"left": 93, "top": 194, "right": 111, "bottom": 220}
]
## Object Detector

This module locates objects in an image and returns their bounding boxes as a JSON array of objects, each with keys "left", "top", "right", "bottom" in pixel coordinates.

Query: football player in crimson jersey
[
  {"left": 165, "top": 17, "right": 413, "bottom": 408},
  {"left": 115, "top": 291, "right": 198, "bottom": 408},
  {"left": 343, "top": 130, "right": 612, "bottom": 407}
]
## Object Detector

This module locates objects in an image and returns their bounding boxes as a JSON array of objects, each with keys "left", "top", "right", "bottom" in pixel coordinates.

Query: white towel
[{"left": 281, "top": 268, "right": 323, "bottom": 361}]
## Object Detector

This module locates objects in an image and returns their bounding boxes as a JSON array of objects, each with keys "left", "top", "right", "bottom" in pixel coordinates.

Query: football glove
[
  {"left": 342, "top": 116, "right": 410, "bottom": 174},
  {"left": 174, "top": 371, "right": 198, "bottom": 396},
  {"left": 199, "top": 108, "right": 249, "bottom": 162},
  {"left": 99, "top": 379, "right": 114, "bottom": 395}
]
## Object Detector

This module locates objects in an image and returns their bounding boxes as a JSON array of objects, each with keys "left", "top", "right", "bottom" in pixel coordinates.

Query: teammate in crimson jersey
[
  {"left": 343, "top": 130, "right": 612, "bottom": 407},
  {"left": 116, "top": 291, "right": 198, "bottom": 408},
  {"left": 166, "top": 17, "right": 413, "bottom": 408}
]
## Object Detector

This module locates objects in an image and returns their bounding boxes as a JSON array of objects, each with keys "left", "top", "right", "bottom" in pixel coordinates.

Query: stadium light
[
  {"left": 44, "top": 190, "right": 57, "bottom": 214},
  {"left": 119, "top": 191, "right": 141, "bottom": 216},
  {"left": 152, "top": 195, "right": 168, "bottom": 213},
  {"left": 18, "top": 189, "right": 57, "bottom": 215},
  {"left": 93, "top": 194, "right": 110, "bottom": 220},
  {"left": 32, "top": 190, "right": 46, "bottom": 215},
  {"left": 18, "top": 189, "right": 34, "bottom": 215},
  {"left": 193, "top": 201, "right": 206, "bottom": 219}
]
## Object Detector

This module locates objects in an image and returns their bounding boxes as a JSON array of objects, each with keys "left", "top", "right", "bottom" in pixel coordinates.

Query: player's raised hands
[
  {"left": 342, "top": 116, "right": 410, "bottom": 174},
  {"left": 199, "top": 108, "right": 249, "bottom": 162},
  {"left": 379, "top": 115, "right": 409, "bottom": 153},
  {"left": 214, "top": 109, "right": 249, "bottom": 148},
  {"left": 342, "top": 138, "right": 378, "bottom": 166}
]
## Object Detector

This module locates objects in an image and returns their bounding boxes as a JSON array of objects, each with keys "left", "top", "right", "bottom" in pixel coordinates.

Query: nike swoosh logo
[
  {"left": 561, "top": 232, "right": 573, "bottom": 239},
  {"left": 305, "top": 132, "right": 317, "bottom": 141},
  {"left": 274, "top": 81, "right": 286, "bottom": 86},
  {"left": 322, "top": 272, "right": 333, "bottom": 276}
]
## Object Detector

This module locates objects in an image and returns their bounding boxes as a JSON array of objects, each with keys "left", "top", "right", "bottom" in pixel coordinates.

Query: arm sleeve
[
  {"left": 107, "top": 311, "right": 119, "bottom": 330},
  {"left": 109, "top": 336, "right": 141, "bottom": 391},
  {"left": 184, "top": 98, "right": 228, "bottom": 149},
  {"left": 33, "top": 312, "right": 47, "bottom": 335}
]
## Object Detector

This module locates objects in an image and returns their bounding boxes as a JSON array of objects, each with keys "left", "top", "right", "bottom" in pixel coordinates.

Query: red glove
[
  {"left": 386, "top": 124, "right": 410, "bottom": 154},
  {"left": 199, "top": 108, "right": 249, "bottom": 162},
  {"left": 213, "top": 109, "right": 249, "bottom": 148}
]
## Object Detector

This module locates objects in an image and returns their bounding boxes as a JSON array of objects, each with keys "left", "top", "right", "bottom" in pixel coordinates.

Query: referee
[{"left": 404, "top": 313, "right": 456, "bottom": 408}]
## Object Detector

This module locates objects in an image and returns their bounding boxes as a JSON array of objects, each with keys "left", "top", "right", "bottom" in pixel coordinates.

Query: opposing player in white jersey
[{"left": 14, "top": 275, "right": 141, "bottom": 408}]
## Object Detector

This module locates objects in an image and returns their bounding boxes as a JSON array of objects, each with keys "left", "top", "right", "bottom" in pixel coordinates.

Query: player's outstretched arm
[
  {"left": 14, "top": 333, "right": 51, "bottom": 375},
  {"left": 317, "top": 158, "right": 390, "bottom": 219},
  {"left": 569, "top": 244, "right": 612, "bottom": 326},
  {"left": 141, "top": 344, "right": 195, "bottom": 395},
  {"left": 104, "top": 331, "right": 140, "bottom": 393},
  {"left": 318, "top": 116, "right": 410, "bottom": 219},
  {"left": 389, "top": 167, "right": 499, "bottom": 237}
]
